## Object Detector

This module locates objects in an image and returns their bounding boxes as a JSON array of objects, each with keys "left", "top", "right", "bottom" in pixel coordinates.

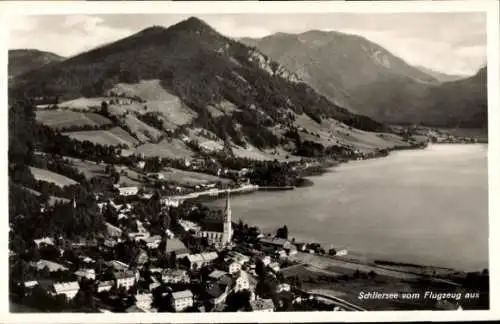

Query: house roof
[
  {"left": 208, "top": 270, "right": 227, "bottom": 280},
  {"left": 162, "top": 269, "right": 187, "bottom": 277},
  {"left": 53, "top": 281, "right": 80, "bottom": 293},
  {"left": 98, "top": 280, "right": 114, "bottom": 287},
  {"left": 217, "top": 274, "right": 234, "bottom": 287},
  {"left": 107, "top": 260, "right": 129, "bottom": 271},
  {"left": 200, "top": 220, "right": 224, "bottom": 233},
  {"left": 32, "top": 259, "right": 68, "bottom": 272},
  {"left": 114, "top": 270, "right": 136, "bottom": 279},
  {"left": 166, "top": 238, "right": 189, "bottom": 254},
  {"left": 34, "top": 237, "right": 55, "bottom": 246},
  {"left": 74, "top": 268, "right": 95, "bottom": 276},
  {"left": 171, "top": 290, "right": 193, "bottom": 299},
  {"left": 207, "top": 283, "right": 227, "bottom": 299},
  {"left": 201, "top": 252, "right": 218, "bottom": 261}
]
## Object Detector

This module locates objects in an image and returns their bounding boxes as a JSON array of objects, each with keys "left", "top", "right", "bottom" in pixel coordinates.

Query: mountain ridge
[
  {"left": 240, "top": 30, "right": 487, "bottom": 128},
  {"left": 8, "top": 49, "right": 65, "bottom": 78},
  {"left": 10, "top": 17, "right": 408, "bottom": 161}
]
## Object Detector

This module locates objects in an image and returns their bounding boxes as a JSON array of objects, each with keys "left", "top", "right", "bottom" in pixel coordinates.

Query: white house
[
  {"left": 224, "top": 261, "right": 241, "bottom": 274},
  {"left": 52, "top": 281, "right": 80, "bottom": 300},
  {"left": 268, "top": 262, "right": 280, "bottom": 273},
  {"left": 162, "top": 269, "right": 189, "bottom": 284},
  {"left": 227, "top": 251, "right": 250, "bottom": 266},
  {"left": 161, "top": 198, "right": 181, "bottom": 208},
  {"left": 34, "top": 237, "right": 55, "bottom": 247},
  {"left": 118, "top": 187, "right": 139, "bottom": 196},
  {"left": 276, "top": 283, "right": 291, "bottom": 293},
  {"left": 261, "top": 256, "right": 271, "bottom": 267},
  {"left": 186, "top": 252, "right": 218, "bottom": 270},
  {"left": 114, "top": 270, "right": 136, "bottom": 290},
  {"left": 170, "top": 290, "right": 194, "bottom": 312},
  {"left": 234, "top": 271, "right": 256, "bottom": 293},
  {"left": 97, "top": 280, "right": 114, "bottom": 293},
  {"left": 135, "top": 293, "right": 153, "bottom": 312},
  {"left": 24, "top": 280, "right": 38, "bottom": 288},
  {"left": 136, "top": 161, "right": 146, "bottom": 170},
  {"left": 74, "top": 268, "right": 96, "bottom": 280}
]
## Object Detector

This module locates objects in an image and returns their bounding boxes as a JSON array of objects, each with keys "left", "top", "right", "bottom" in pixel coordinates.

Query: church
[{"left": 196, "top": 191, "right": 232, "bottom": 249}]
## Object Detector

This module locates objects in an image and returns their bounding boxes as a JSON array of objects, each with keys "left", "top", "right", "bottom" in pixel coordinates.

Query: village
[{"left": 9, "top": 162, "right": 365, "bottom": 314}]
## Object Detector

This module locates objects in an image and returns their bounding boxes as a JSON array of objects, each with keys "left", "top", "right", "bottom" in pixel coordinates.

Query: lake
[{"left": 207, "top": 144, "right": 489, "bottom": 271}]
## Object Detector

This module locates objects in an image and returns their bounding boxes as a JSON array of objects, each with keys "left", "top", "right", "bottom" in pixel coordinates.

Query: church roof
[{"left": 200, "top": 220, "right": 224, "bottom": 233}]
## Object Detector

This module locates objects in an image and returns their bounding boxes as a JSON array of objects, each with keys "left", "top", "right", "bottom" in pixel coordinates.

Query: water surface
[{"left": 208, "top": 144, "right": 488, "bottom": 271}]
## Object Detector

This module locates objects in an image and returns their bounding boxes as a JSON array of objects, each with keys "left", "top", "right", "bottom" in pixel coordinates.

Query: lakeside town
[
  {"left": 7, "top": 11, "right": 489, "bottom": 315},
  {"left": 9, "top": 130, "right": 489, "bottom": 313}
]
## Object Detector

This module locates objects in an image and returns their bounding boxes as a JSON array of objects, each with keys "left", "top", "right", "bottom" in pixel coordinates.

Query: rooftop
[
  {"left": 114, "top": 270, "right": 136, "bottom": 279},
  {"left": 53, "top": 281, "right": 80, "bottom": 293},
  {"left": 171, "top": 289, "right": 193, "bottom": 299}
]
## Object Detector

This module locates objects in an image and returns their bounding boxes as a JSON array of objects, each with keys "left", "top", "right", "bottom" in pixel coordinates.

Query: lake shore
[{"left": 204, "top": 143, "right": 488, "bottom": 274}]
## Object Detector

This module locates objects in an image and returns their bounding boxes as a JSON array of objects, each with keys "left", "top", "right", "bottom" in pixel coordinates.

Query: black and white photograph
[{"left": 3, "top": 0, "right": 499, "bottom": 321}]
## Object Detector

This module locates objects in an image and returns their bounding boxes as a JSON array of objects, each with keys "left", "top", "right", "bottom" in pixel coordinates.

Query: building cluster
[{"left": 13, "top": 183, "right": 350, "bottom": 313}]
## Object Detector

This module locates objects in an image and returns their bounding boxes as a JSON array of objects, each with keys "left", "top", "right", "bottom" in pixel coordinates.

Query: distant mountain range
[
  {"left": 8, "top": 49, "right": 64, "bottom": 78},
  {"left": 10, "top": 17, "right": 409, "bottom": 160},
  {"left": 415, "top": 65, "right": 468, "bottom": 83},
  {"left": 241, "top": 31, "right": 487, "bottom": 128}
]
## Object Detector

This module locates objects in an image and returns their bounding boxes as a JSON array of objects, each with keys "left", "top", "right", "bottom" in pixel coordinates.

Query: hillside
[
  {"left": 8, "top": 49, "right": 64, "bottom": 78},
  {"left": 241, "top": 31, "right": 487, "bottom": 128},
  {"left": 9, "top": 17, "right": 413, "bottom": 160},
  {"left": 416, "top": 66, "right": 468, "bottom": 83}
]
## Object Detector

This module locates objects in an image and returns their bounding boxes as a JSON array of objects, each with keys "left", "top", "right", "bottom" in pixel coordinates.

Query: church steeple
[{"left": 223, "top": 190, "right": 232, "bottom": 245}]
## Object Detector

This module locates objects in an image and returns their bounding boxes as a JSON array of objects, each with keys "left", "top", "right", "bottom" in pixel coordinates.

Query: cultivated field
[
  {"left": 58, "top": 97, "right": 108, "bottom": 110},
  {"left": 158, "top": 167, "right": 231, "bottom": 186},
  {"left": 135, "top": 139, "right": 195, "bottom": 159},
  {"left": 106, "top": 80, "right": 197, "bottom": 129},
  {"left": 12, "top": 183, "right": 70, "bottom": 206},
  {"left": 63, "top": 127, "right": 139, "bottom": 148},
  {"left": 120, "top": 114, "right": 163, "bottom": 142},
  {"left": 114, "top": 166, "right": 145, "bottom": 187},
  {"left": 35, "top": 110, "right": 112, "bottom": 129},
  {"left": 62, "top": 156, "right": 108, "bottom": 180},
  {"left": 293, "top": 114, "right": 408, "bottom": 152},
  {"left": 29, "top": 166, "right": 78, "bottom": 187}
]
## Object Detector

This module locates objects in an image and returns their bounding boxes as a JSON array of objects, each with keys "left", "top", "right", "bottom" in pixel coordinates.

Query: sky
[{"left": 8, "top": 12, "right": 486, "bottom": 76}]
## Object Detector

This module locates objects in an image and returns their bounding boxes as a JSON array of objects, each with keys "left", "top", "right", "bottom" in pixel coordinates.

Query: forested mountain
[
  {"left": 10, "top": 17, "right": 400, "bottom": 156},
  {"left": 241, "top": 31, "right": 487, "bottom": 128},
  {"left": 8, "top": 49, "right": 64, "bottom": 78}
]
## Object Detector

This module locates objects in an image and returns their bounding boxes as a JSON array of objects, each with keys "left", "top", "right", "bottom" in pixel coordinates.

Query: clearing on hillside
[
  {"left": 106, "top": 79, "right": 197, "bottom": 129},
  {"left": 29, "top": 166, "right": 78, "bottom": 187},
  {"left": 62, "top": 156, "right": 108, "bottom": 180},
  {"left": 293, "top": 113, "right": 408, "bottom": 152},
  {"left": 63, "top": 127, "right": 139, "bottom": 148},
  {"left": 35, "top": 110, "right": 112, "bottom": 130},
  {"left": 120, "top": 114, "right": 163, "bottom": 142},
  {"left": 135, "top": 139, "right": 194, "bottom": 159},
  {"left": 59, "top": 97, "right": 108, "bottom": 110},
  {"left": 158, "top": 168, "right": 232, "bottom": 187},
  {"left": 12, "top": 184, "right": 70, "bottom": 206}
]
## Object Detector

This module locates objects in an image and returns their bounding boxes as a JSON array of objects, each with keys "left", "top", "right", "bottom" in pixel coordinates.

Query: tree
[
  {"left": 100, "top": 101, "right": 109, "bottom": 116},
  {"left": 276, "top": 225, "right": 288, "bottom": 240}
]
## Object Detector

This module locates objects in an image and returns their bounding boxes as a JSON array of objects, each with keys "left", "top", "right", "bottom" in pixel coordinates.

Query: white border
[{"left": 1, "top": 1, "right": 499, "bottom": 323}]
